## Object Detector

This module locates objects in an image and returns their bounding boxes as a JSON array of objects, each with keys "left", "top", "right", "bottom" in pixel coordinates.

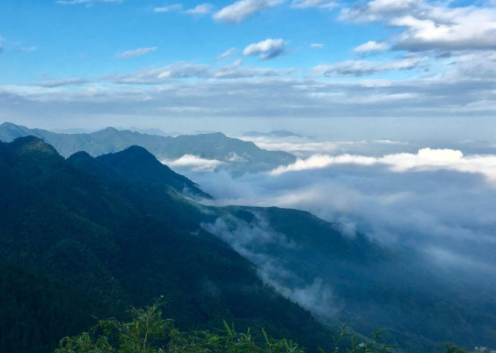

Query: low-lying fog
[{"left": 167, "top": 133, "right": 496, "bottom": 273}]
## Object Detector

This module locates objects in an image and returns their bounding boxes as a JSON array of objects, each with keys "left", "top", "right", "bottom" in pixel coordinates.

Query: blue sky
[
  {"left": 0, "top": 0, "right": 394, "bottom": 83},
  {"left": 1, "top": 0, "right": 496, "bottom": 138}
]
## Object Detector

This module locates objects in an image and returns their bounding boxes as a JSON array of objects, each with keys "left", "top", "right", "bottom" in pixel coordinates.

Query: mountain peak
[
  {"left": 9, "top": 136, "right": 58, "bottom": 156},
  {"left": 67, "top": 150, "right": 94, "bottom": 162},
  {"left": 0, "top": 122, "right": 19, "bottom": 128},
  {"left": 109, "top": 145, "right": 157, "bottom": 163},
  {"left": 99, "top": 127, "right": 120, "bottom": 134},
  {"left": 96, "top": 145, "right": 212, "bottom": 200}
]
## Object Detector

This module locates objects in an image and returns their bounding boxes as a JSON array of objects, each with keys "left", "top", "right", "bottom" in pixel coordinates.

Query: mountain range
[
  {"left": 1, "top": 133, "right": 495, "bottom": 353},
  {"left": 0, "top": 122, "right": 296, "bottom": 174}
]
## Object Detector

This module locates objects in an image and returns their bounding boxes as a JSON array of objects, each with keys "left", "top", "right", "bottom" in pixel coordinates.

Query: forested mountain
[
  {"left": 1, "top": 136, "right": 494, "bottom": 353},
  {"left": 202, "top": 206, "right": 496, "bottom": 353},
  {"left": 0, "top": 122, "right": 296, "bottom": 174},
  {"left": 0, "top": 137, "right": 329, "bottom": 353}
]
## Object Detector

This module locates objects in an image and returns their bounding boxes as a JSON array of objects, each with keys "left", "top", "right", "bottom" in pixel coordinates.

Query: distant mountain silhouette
[{"left": 0, "top": 122, "right": 296, "bottom": 174}]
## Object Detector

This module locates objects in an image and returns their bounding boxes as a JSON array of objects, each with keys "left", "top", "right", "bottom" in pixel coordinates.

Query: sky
[{"left": 1, "top": 0, "right": 496, "bottom": 140}]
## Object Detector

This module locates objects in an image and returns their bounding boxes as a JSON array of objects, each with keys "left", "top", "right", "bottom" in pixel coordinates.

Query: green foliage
[
  {"left": 0, "top": 265, "right": 112, "bottom": 353},
  {"left": 55, "top": 302, "right": 393, "bottom": 353},
  {"left": 444, "top": 346, "right": 470, "bottom": 353}
]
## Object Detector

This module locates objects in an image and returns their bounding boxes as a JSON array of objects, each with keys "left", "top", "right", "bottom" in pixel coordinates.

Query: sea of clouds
[{"left": 168, "top": 133, "right": 496, "bottom": 274}]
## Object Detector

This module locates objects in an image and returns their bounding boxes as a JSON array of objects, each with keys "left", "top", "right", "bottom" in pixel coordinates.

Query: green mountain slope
[
  {"left": 0, "top": 265, "right": 112, "bottom": 353},
  {"left": 202, "top": 206, "right": 496, "bottom": 353},
  {"left": 0, "top": 122, "right": 296, "bottom": 174},
  {"left": 0, "top": 137, "right": 330, "bottom": 353}
]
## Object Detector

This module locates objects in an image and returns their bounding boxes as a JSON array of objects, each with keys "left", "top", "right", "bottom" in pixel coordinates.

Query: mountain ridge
[{"left": 0, "top": 122, "right": 296, "bottom": 174}]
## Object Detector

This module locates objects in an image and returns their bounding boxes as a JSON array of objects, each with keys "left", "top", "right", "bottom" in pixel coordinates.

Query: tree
[{"left": 54, "top": 300, "right": 394, "bottom": 353}]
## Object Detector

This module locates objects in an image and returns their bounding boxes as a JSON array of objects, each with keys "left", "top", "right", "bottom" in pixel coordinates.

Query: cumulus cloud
[
  {"left": 154, "top": 4, "right": 182, "bottom": 12},
  {"left": 341, "top": 0, "right": 496, "bottom": 53},
  {"left": 354, "top": 41, "right": 389, "bottom": 53},
  {"left": 56, "top": 0, "right": 121, "bottom": 4},
  {"left": 33, "top": 78, "right": 90, "bottom": 88},
  {"left": 391, "top": 7, "right": 496, "bottom": 52},
  {"left": 313, "top": 57, "right": 427, "bottom": 77},
  {"left": 116, "top": 47, "right": 157, "bottom": 59},
  {"left": 19, "top": 46, "right": 38, "bottom": 53},
  {"left": 185, "top": 3, "right": 213, "bottom": 15},
  {"left": 163, "top": 155, "right": 225, "bottom": 172},
  {"left": 310, "top": 43, "right": 324, "bottom": 49},
  {"left": 291, "top": 0, "right": 337, "bottom": 9},
  {"left": 216, "top": 47, "right": 236, "bottom": 60},
  {"left": 340, "top": 0, "right": 423, "bottom": 22},
  {"left": 213, "top": 0, "right": 280, "bottom": 24},
  {"left": 243, "top": 39, "right": 289, "bottom": 60}
]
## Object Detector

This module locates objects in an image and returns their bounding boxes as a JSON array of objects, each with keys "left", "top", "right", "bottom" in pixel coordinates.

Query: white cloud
[
  {"left": 354, "top": 41, "right": 389, "bottom": 53},
  {"left": 210, "top": 60, "right": 295, "bottom": 78},
  {"left": 216, "top": 47, "right": 236, "bottom": 60},
  {"left": 19, "top": 46, "right": 38, "bottom": 53},
  {"left": 310, "top": 43, "right": 324, "bottom": 49},
  {"left": 313, "top": 57, "right": 427, "bottom": 77},
  {"left": 185, "top": 3, "right": 213, "bottom": 15},
  {"left": 33, "top": 78, "right": 90, "bottom": 88},
  {"left": 291, "top": 0, "right": 337, "bottom": 9},
  {"left": 154, "top": 4, "right": 182, "bottom": 12},
  {"left": 163, "top": 155, "right": 225, "bottom": 172},
  {"left": 341, "top": 0, "right": 496, "bottom": 52},
  {"left": 189, "top": 142, "right": 496, "bottom": 270},
  {"left": 5, "top": 52, "right": 496, "bottom": 122},
  {"left": 391, "top": 7, "right": 496, "bottom": 52},
  {"left": 271, "top": 154, "right": 376, "bottom": 174},
  {"left": 271, "top": 148, "right": 496, "bottom": 187},
  {"left": 104, "top": 62, "right": 209, "bottom": 83},
  {"left": 103, "top": 61, "right": 294, "bottom": 84},
  {"left": 243, "top": 38, "right": 288, "bottom": 60},
  {"left": 56, "top": 0, "right": 121, "bottom": 4},
  {"left": 116, "top": 47, "right": 157, "bottom": 59},
  {"left": 340, "top": 0, "right": 423, "bottom": 22},
  {"left": 238, "top": 135, "right": 345, "bottom": 154},
  {"left": 213, "top": 0, "right": 279, "bottom": 24}
]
